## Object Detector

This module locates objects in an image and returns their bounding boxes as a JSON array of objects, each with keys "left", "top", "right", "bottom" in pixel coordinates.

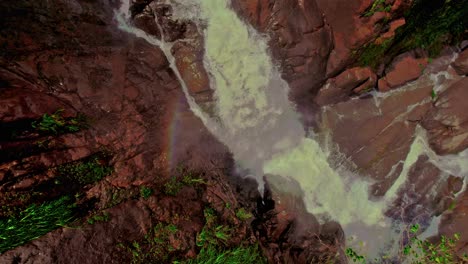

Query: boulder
[
  {"left": 378, "top": 53, "right": 428, "bottom": 91},
  {"left": 315, "top": 66, "right": 377, "bottom": 105},
  {"left": 452, "top": 49, "right": 468, "bottom": 75}
]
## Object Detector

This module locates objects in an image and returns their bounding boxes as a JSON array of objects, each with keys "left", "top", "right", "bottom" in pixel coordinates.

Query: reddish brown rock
[
  {"left": 0, "top": 0, "right": 239, "bottom": 262},
  {"left": 318, "top": 73, "right": 434, "bottom": 195},
  {"left": 452, "top": 49, "right": 468, "bottom": 75},
  {"left": 378, "top": 53, "right": 428, "bottom": 91},
  {"left": 233, "top": 0, "right": 333, "bottom": 110},
  {"left": 315, "top": 66, "right": 377, "bottom": 105},
  {"left": 422, "top": 77, "right": 468, "bottom": 155},
  {"left": 375, "top": 18, "right": 405, "bottom": 44},
  {"left": 387, "top": 156, "right": 462, "bottom": 221},
  {"left": 439, "top": 186, "right": 468, "bottom": 259},
  {"left": 255, "top": 177, "right": 343, "bottom": 263}
]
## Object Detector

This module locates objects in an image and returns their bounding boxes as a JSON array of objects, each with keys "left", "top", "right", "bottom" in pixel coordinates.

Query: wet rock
[
  {"left": 378, "top": 52, "right": 428, "bottom": 91},
  {"left": 253, "top": 178, "right": 342, "bottom": 263},
  {"left": 452, "top": 49, "right": 468, "bottom": 75},
  {"left": 315, "top": 66, "right": 377, "bottom": 105},
  {"left": 233, "top": 0, "right": 333, "bottom": 109},
  {"left": 319, "top": 79, "right": 433, "bottom": 194},
  {"left": 422, "top": 77, "right": 468, "bottom": 155},
  {"left": 439, "top": 186, "right": 468, "bottom": 258},
  {"left": 387, "top": 155, "right": 460, "bottom": 222}
]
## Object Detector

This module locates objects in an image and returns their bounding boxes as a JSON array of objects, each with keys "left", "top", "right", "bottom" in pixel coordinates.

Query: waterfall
[{"left": 116, "top": 0, "right": 468, "bottom": 258}]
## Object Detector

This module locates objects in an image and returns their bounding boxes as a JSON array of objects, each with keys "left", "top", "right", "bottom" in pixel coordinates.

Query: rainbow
[{"left": 162, "top": 94, "right": 185, "bottom": 173}]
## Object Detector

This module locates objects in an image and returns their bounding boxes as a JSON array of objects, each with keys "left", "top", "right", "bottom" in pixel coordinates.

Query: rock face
[
  {"left": 232, "top": 0, "right": 333, "bottom": 111},
  {"left": 423, "top": 77, "right": 468, "bottom": 155},
  {"left": 452, "top": 48, "right": 468, "bottom": 75},
  {"left": 378, "top": 53, "right": 429, "bottom": 91},
  {"left": 315, "top": 66, "right": 377, "bottom": 105},
  {"left": 317, "top": 54, "right": 467, "bottom": 224},
  {"left": 0, "top": 0, "right": 255, "bottom": 263},
  {"left": 231, "top": 0, "right": 413, "bottom": 114},
  {"left": 1, "top": 0, "right": 468, "bottom": 262}
]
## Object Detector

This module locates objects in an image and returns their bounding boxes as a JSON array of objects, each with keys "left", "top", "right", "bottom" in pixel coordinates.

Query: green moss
[
  {"left": 357, "top": 0, "right": 467, "bottom": 68},
  {"left": 140, "top": 186, "right": 153, "bottom": 199},
  {"left": 357, "top": 38, "right": 393, "bottom": 68},
  {"left": 235, "top": 208, "right": 253, "bottom": 221},
  {"left": 0, "top": 196, "right": 76, "bottom": 253},
  {"left": 31, "top": 109, "right": 87, "bottom": 135},
  {"left": 120, "top": 222, "right": 180, "bottom": 264},
  {"left": 181, "top": 244, "right": 267, "bottom": 264},
  {"left": 164, "top": 172, "right": 205, "bottom": 196},
  {"left": 87, "top": 212, "right": 110, "bottom": 225},
  {"left": 56, "top": 154, "right": 112, "bottom": 185}
]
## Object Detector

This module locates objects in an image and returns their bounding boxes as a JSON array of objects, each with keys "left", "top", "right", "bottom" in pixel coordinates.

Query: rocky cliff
[{"left": 1, "top": 0, "right": 467, "bottom": 263}]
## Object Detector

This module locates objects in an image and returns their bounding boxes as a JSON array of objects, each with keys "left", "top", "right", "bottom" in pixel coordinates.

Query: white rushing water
[{"left": 116, "top": 0, "right": 468, "bottom": 259}]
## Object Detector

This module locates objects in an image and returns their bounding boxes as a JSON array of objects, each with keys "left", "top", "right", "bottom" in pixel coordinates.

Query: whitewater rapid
[{"left": 116, "top": 0, "right": 468, "bottom": 258}]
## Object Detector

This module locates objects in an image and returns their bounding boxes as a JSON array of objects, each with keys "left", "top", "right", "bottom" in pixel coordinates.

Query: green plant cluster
[
  {"left": 196, "top": 208, "right": 232, "bottom": 248},
  {"left": 87, "top": 212, "right": 110, "bottom": 225},
  {"left": 140, "top": 186, "right": 154, "bottom": 199},
  {"left": 121, "top": 222, "right": 179, "bottom": 264},
  {"left": 235, "top": 208, "right": 253, "bottom": 221},
  {"left": 164, "top": 173, "right": 205, "bottom": 196},
  {"left": 181, "top": 244, "right": 266, "bottom": 264},
  {"left": 31, "top": 109, "right": 87, "bottom": 135},
  {"left": 0, "top": 196, "right": 76, "bottom": 253},
  {"left": 357, "top": 0, "right": 467, "bottom": 68},
  {"left": 56, "top": 156, "right": 112, "bottom": 185},
  {"left": 0, "top": 191, "right": 41, "bottom": 218},
  {"left": 404, "top": 224, "right": 468, "bottom": 264},
  {"left": 346, "top": 247, "right": 366, "bottom": 263},
  {"left": 346, "top": 224, "right": 468, "bottom": 263}
]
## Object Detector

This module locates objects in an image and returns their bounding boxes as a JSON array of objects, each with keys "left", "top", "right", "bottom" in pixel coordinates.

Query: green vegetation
[
  {"left": 56, "top": 155, "right": 112, "bottom": 185},
  {"left": 403, "top": 224, "right": 468, "bottom": 264},
  {"left": 32, "top": 109, "right": 87, "bottom": 134},
  {"left": 196, "top": 208, "right": 232, "bottom": 247},
  {"left": 431, "top": 89, "right": 438, "bottom": 100},
  {"left": 346, "top": 224, "right": 468, "bottom": 263},
  {"left": 362, "top": 0, "right": 392, "bottom": 17},
  {"left": 105, "top": 187, "right": 140, "bottom": 208},
  {"left": 346, "top": 247, "right": 366, "bottom": 263},
  {"left": 358, "top": 38, "right": 393, "bottom": 69},
  {"left": 0, "top": 196, "right": 76, "bottom": 253},
  {"left": 164, "top": 173, "right": 206, "bottom": 196},
  {"left": 189, "top": 207, "right": 266, "bottom": 264},
  {"left": 358, "top": 0, "right": 467, "bottom": 68},
  {"left": 119, "top": 200, "right": 266, "bottom": 263},
  {"left": 182, "top": 244, "right": 267, "bottom": 264},
  {"left": 120, "top": 222, "right": 180, "bottom": 264},
  {"left": 87, "top": 212, "right": 110, "bottom": 225},
  {"left": 235, "top": 208, "right": 253, "bottom": 221},
  {"left": 0, "top": 191, "right": 41, "bottom": 218},
  {"left": 140, "top": 186, "right": 154, "bottom": 199}
]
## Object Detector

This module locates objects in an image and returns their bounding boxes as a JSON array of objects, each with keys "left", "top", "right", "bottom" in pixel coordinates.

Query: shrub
[{"left": 140, "top": 186, "right": 153, "bottom": 199}]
